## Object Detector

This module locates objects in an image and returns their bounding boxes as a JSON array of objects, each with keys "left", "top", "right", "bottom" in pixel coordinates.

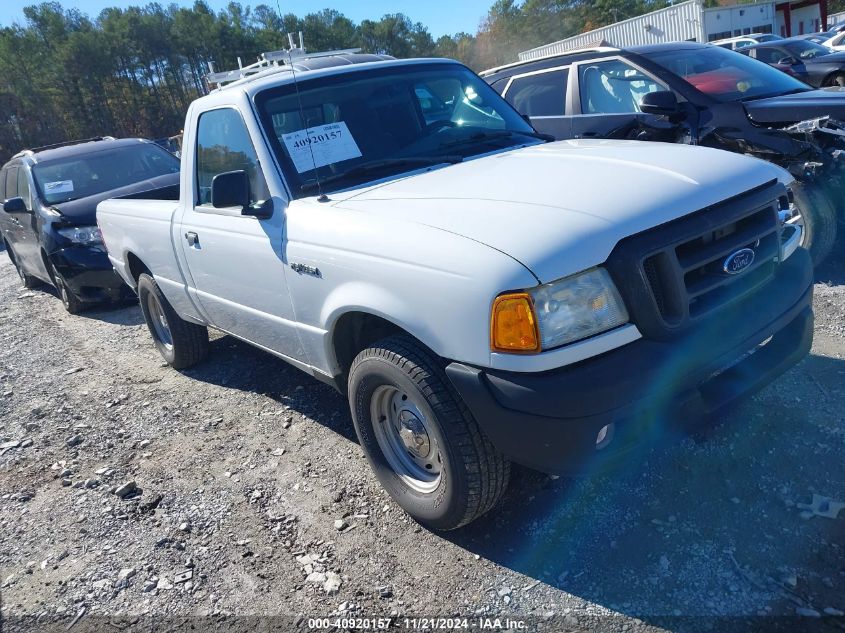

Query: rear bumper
[
  {"left": 48, "top": 246, "right": 133, "bottom": 303},
  {"left": 446, "top": 248, "right": 814, "bottom": 475}
]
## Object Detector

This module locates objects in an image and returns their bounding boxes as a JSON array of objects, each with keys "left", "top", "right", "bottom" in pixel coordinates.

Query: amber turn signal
[{"left": 490, "top": 292, "right": 541, "bottom": 353}]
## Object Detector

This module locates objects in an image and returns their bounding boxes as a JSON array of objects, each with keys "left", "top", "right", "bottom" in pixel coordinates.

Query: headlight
[
  {"left": 491, "top": 268, "right": 629, "bottom": 353},
  {"left": 56, "top": 226, "right": 103, "bottom": 245}
]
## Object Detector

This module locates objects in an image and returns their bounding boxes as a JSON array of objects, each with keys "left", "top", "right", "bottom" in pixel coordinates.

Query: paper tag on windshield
[
  {"left": 282, "top": 122, "right": 362, "bottom": 173},
  {"left": 45, "top": 180, "right": 74, "bottom": 194}
]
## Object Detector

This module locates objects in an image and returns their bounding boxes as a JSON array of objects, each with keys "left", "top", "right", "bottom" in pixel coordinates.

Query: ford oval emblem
[{"left": 723, "top": 248, "right": 756, "bottom": 275}]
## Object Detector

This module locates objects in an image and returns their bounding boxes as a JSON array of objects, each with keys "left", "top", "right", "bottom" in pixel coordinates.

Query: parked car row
[
  {"left": 741, "top": 37, "right": 845, "bottom": 87},
  {"left": 711, "top": 32, "right": 783, "bottom": 51},
  {"left": 481, "top": 41, "right": 845, "bottom": 265},
  {"left": 0, "top": 43, "right": 826, "bottom": 530}
]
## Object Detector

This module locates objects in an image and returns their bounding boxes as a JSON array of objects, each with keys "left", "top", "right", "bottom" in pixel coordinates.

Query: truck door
[
  {"left": 501, "top": 67, "right": 574, "bottom": 139},
  {"left": 178, "top": 106, "right": 306, "bottom": 363},
  {"left": 570, "top": 58, "right": 684, "bottom": 143}
]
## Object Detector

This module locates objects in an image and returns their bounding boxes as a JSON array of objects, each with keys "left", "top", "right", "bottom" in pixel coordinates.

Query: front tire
[
  {"left": 137, "top": 273, "right": 209, "bottom": 369},
  {"left": 791, "top": 183, "right": 838, "bottom": 266},
  {"left": 55, "top": 274, "right": 84, "bottom": 314},
  {"left": 348, "top": 335, "right": 510, "bottom": 530}
]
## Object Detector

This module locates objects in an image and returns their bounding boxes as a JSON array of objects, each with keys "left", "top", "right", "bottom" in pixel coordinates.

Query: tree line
[{"left": 0, "top": 0, "right": 673, "bottom": 162}]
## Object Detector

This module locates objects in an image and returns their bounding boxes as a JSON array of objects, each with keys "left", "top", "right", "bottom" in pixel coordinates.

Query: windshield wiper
[
  {"left": 300, "top": 156, "right": 464, "bottom": 193},
  {"left": 438, "top": 129, "right": 553, "bottom": 150}
]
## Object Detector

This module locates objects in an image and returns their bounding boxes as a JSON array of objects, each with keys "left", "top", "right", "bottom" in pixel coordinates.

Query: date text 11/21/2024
[{"left": 306, "top": 617, "right": 527, "bottom": 630}]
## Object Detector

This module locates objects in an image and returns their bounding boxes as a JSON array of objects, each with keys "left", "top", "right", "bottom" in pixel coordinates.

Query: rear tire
[
  {"left": 137, "top": 273, "right": 209, "bottom": 369},
  {"left": 5, "top": 242, "right": 41, "bottom": 289},
  {"left": 348, "top": 335, "right": 510, "bottom": 530},
  {"left": 791, "top": 183, "right": 838, "bottom": 266}
]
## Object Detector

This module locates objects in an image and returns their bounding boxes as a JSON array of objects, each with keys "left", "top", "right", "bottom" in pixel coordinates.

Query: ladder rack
[{"left": 205, "top": 32, "right": 361, "bottom": 90}]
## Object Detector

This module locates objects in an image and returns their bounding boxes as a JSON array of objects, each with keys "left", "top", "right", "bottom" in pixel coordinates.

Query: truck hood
[
  {"left": 744, "top": 87, "right": 845, "bottom": 124},
  {"left": 50, "top": 173, "right": 179, "bottom": 225},
  {"left": 334, "top": 140, "right": 788, "bottom": 283}
]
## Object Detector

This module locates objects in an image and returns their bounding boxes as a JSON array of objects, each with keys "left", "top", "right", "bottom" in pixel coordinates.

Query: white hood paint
[{"left": 333, "top": 140, "right": 790, "bottom": 283}]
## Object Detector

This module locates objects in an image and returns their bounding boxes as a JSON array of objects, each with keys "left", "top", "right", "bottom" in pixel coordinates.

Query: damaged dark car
[
  {"left": 0, "top": 137, "right": 180, "bottom": 313},
  {"left": 482, "top": 42, "right": 845, "bottom": 264}
]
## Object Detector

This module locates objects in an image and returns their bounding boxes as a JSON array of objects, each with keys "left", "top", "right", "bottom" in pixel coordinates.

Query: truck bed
[
  {"left": 97, "top": 195, "right": 201, "bottom": 322},
  {"left": 116, "top": 183, "right": 180, "bottom": 201}
]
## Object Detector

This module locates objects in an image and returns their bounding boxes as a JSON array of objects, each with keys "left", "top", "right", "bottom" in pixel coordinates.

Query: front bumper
[
  {"left": 446, "top": 248, "right": 814, "bottom": 475},
  {"left": 48, "top": 246, "right": 134, "bottom": 303}
]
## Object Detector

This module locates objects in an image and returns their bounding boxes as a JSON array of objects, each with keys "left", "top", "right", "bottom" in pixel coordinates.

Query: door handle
[{"left": 185, "top": 231, "right": 199, "bottom": 247}]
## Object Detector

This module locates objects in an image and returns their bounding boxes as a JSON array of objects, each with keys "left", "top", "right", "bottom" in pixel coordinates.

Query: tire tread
[
  {"left": 351, "top": 335, "right": 509, "bottom": 529},
  {"left": 138, "top": 273, "right": 209, "bottom": 369}
]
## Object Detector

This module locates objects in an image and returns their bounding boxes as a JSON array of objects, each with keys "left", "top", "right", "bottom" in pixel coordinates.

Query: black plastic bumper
[
  {"left": 446, "top": 248, "right": 814, "bottom": 475},
  {"left": 48, "top": 246, "right": 133, "bottom": 303}
]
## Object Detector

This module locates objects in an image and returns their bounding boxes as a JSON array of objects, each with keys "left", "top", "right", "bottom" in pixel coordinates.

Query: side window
[
  {"left": 17, "top": 168, "right": 31, "bottom": 208},
  {"left": 505, "top": 69, "right": 568, "bottom": 117},
  {"left": 5, "top": 167, "right": 18, "bottom": 199},
  {"left": 578, "top": 60, "right": 665, "bottom": 115},
  {"left": 0, "top": 169, "right": 6, "bottom": 201},
  {"left": 196, "top": 108, "right": 269, "bottom": 207}
]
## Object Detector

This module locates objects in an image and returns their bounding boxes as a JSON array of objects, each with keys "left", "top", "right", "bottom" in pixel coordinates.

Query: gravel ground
[{"left": 1, "top": 245, "right": 843, "bottom": 633}]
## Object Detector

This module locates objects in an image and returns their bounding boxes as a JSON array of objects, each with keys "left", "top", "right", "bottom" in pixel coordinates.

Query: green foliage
[{"left": 0, "top": 0, "right": 675, "bottom": 161}]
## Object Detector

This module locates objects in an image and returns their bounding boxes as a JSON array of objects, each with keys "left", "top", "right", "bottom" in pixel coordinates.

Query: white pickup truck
[{"left": 97, "top": 50, "right": 814, "bottom": 530}]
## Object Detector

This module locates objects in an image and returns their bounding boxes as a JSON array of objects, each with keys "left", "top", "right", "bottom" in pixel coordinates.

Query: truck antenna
[
  {"left": 284, "top": 35, "right": 328, "bottom": 200},
  {"left": 274, "top": 4, "right": 327, "bottom": 200}
]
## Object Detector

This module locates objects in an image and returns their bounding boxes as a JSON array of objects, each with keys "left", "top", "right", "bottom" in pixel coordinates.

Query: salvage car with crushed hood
[
  {"left": 483, "top": 42, "right": 845, "bottom": 264},
  {"left": 0, "top": 137, "right": 180, "bottom": 312}
]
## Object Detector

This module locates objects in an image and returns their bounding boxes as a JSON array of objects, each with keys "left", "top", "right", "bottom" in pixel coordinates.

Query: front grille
[
  {"left": 607, "top": 180, "right": 785, "bottom": 339},
  {"left": 645, "top": 204, "right": 779, "bottom": 321}
]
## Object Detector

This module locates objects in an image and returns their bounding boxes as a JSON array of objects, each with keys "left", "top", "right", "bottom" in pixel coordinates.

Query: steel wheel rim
[
  {"left": 146, "top": 293, "right": 173, "bottom": 350},
  {"left": 786, "top": 202, "right": 807, "bottom": 246},
  {"left": 371, "top": 385, "right": 442, "bottom": 494}
]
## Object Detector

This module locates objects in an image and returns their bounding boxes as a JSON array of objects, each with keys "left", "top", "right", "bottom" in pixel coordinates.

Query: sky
[{"left": 1, "top": 0, "right": 492, "bottom": 38}]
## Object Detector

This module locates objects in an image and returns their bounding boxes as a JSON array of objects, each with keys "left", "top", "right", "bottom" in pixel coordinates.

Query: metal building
[
  {"left": 518, "top": 0, "right": 828, "bottom": 61},
  {"left": 519, "top": 0, "right": 705, "bottom": 61}
]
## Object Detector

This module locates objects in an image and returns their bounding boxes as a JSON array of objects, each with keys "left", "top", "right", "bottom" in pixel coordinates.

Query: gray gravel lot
[{"left": 0, "top": 247, "right": 843, "bottom": 633}]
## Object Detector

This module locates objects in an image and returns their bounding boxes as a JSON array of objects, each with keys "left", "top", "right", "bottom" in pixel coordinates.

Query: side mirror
[
  {"left": 211, "top": 170, "right": 250, "bottom": 210},
  {"left": 211, "top": 170, "right": 272, "bottom": 219},
  {"left": 778, "top": 56, "right": 799, "bottom": 66},
  {"left": 3, "top": 197, "right": 28, "bottom": 214},
  {"left": 639, "top": 90, "right": 680, "bottom": 116}
]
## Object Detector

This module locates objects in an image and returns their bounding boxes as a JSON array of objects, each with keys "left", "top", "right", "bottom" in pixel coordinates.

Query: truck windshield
[
  {"left": 254, "top": 62, "right": 541, "bottom": 196},
  {"left": 32, "top": 143, "right": 180, "bottom": 205},
  {"left": 640, "top": 46, "right": 812, "bottom": 102}
]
